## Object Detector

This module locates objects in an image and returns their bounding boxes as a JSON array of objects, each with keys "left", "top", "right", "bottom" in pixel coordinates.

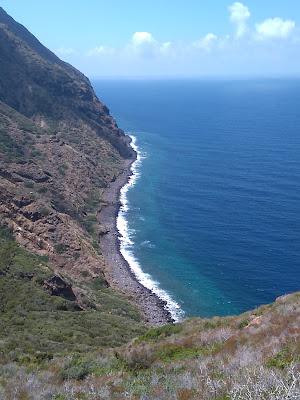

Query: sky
[{"left": 1, "top": 0, "right": 300, "bottom": 78}]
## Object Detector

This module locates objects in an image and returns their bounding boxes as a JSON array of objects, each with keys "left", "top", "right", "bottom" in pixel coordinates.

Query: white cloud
[
  {"left": 194, "top": 33, "right": 218, "bottom": 51},
  {"left": 69, "top": 3, "right": 300, "bottom": 77},
  {"left": 132, "top": 32, "right": 155, "bottom": 46},
  {"left": 87, "top": 45, "right": 115, "bottom": 56},
  {"left": 160, "top": 41, "right": 172, "bottom": 54},
  {"left": 229, "top": 2, "right": 251, "bottom": 37},
  {"left": 130, "top": 31, "right": 161, "bottom": 58},
  {"left": 56, "top": 47, "right": 76, "bottom": 56},
  {"left": 256, "top": 18, "right": 295, "bottom": 39}
]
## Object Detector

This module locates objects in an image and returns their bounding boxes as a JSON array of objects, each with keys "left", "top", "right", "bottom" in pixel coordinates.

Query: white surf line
[{"left": 116, "top": 134, "right": 184, "bottom": 322}]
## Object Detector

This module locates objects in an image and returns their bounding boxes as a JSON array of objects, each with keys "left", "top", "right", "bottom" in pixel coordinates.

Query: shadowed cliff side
[
  {"left": 0, "top": 7, "right": 136, "bottom": 312},
  {"left": 0, "top": 7, "right": 133, "bottom": 158}
]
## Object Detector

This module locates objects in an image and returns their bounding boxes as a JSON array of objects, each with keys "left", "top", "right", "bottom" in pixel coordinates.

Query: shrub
[
  {"left": 61, "top": 356, "right": 93, "bottom": 380},
  {"left": 177, "top": 388, "right": 196, "bottom": 400},
  {"left": 120, "top": 344, "right": 155, "bottom": 370},
  {"left": 37, "top": 186, "right": 48, "bottom": 194},
  {"left": 39, "top": 206, "right": 51, "bottom": 217},
  {"left": 156, "top": 344, "right": 201, "bottom": 362},
  {"left": 58, "top": 164, "right": 68, "bottom": 176},
  {"left": 0, "top": 128, "right": 24, "bottom": 159},
  {"left": 138, "top": 323, "right": 182, "bottom": 342},
  {"left": 266, "top": 348, "right": 294, "bottom": 370},
  {"left": 92, "top": 240, "right": 100, "bottom": 253},
  {"left": 30, "top": 148, "right": 42, "bottom": 158},
  {"left": 54, "top": 243, "right": 68, "bottom": 254},
  {"left": 90, "top": 276, "right": 108, "bottom": 290},
  {"left": 52, "top": 395, "right": 67, "bottom": 400},
  {"left": 81, "top": 215, "right": 98, "bottom": 236},
  {"left": 24, "top": 181, "right": 34, "bottom": 189},
  {"left": 238, "top": 319, "right": 250, "bottom": 329}
]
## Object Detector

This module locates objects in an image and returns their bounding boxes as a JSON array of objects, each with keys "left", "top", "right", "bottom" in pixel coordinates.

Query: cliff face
[
  {"left": 0, "top": 7, "right": 132, "bottom": 157},
  {"left": 0, "top": 7, "right": 134, "bottom": 299}
]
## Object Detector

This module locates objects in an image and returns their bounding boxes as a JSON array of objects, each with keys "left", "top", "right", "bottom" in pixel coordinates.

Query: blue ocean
[{"left": 94, "top": 79, "right": 300, "bottom": 319}]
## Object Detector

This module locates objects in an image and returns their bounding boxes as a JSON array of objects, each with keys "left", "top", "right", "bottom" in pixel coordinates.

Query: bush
[
  {"left": 54, "top": 243, "right": 68, "bottom": 254},
  {"left": 81, "top": 215, "right": 98, "bottom": 236},
  {"left": 30, "top": 148, "right": 43, "bottom": 158},
  {"left": 156, "top": 344, "right": 201, "bottom": 362},
  {"left": 24, "top": 181, "right": 34, "bottom": 189},
  {"left": 52, "top": 395, "right": 67, "bottom": 400},
  {"left": 138, "top": 323, "right": 182, "bottom": 342},
  {"left": 238, "top": 319, "right": 250, "bottom": 329},
  {"left": 120, "top": 344, "right": 155, "bottom": 370},
  {"left": 61, "top": 356, "right": 93, "bottom": 380},
  {"left": 266, "top": 348, "right": 294, "bottom": 370},
  {"left": 58, "top": 164, "right": 68, "bottom": 176},
  {"left": 0, "top": 128, "right": 24, "bottom": 160},
  {"left": 39, "top": 206, "right": 51, "bottom": 216},
  {"left": 37, "top": 186, "right": 48, "bottom": 194}
]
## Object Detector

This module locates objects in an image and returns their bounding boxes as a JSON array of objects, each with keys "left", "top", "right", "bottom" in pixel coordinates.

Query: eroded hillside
[{"left": 0, "top": 7, "right": 135, "bottom": 305}]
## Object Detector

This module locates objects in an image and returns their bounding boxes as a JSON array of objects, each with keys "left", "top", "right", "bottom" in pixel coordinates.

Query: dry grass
[{"left": 0, "top": 292, "right": 299, "bottom": 399}]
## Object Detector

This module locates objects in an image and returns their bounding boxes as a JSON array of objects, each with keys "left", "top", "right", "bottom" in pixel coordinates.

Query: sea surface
[{"left": 94, "top": 79, "right": 300, "bottom": 320}]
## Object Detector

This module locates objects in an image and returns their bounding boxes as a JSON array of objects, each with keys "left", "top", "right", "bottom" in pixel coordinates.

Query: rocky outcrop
[{"left": 44, "top": 275, "right": 77, "bottom": 302}]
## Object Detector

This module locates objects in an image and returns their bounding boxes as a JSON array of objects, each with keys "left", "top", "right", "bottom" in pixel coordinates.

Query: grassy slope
[
  {"left": 0, "top": 245, "right": 299, "bottom": 400},
  {"left": 0, "top": 219, "right": 299, "bottom": 400},
  {"left": 0, "top": 226, "right": 145, "bottom": 367}
]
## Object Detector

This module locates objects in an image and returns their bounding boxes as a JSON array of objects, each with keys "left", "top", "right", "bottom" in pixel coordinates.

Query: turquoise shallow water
[{"left": 94, "top": 79, "right": 300, "bottom": 318}]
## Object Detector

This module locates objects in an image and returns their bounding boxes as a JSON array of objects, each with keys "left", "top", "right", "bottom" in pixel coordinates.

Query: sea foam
[{"left": 116, "top": 135, "right": 184, "bottom": 322}]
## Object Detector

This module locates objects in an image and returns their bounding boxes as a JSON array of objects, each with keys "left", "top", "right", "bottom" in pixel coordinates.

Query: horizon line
[{"left": 89, "top": 74, "right": 300, "bottom": 81}]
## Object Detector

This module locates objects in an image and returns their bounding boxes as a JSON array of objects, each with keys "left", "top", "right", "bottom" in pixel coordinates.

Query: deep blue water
[{"left": 94, "top": 79, "right": 300, "bottom": 318}]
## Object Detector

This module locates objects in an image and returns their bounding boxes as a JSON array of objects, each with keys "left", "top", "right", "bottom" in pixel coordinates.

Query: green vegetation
[
  {"left": 39, "top": 205, "right": 51, "bottom": 216},
  {"left": 61, "top": 356, "right": 94, "bottom": 380},
  {"left": 0, "top": 127, "right": 24, "bottom": 160},
  {"left": 84, "top": 190, "right": 102, "bottom": 213},
  {"left": 155, "top": 342, "right": 221, "bottom": 363},
  {"left": 24, "top": 181, "right": 34, "bottom": 189},
  {"left": 30, "top": 148, "right": 43, "bottom": 159},
  {"left": 0, "top": 225, "right": 300, "bottom": 399},
  {"left": 238, "top": 318, "right": 250, "bottom": 329},
  {"left": 0, "top": 226, "right": 145, "bottom": 365},
  {"left": 137, "top": 323, "right": 183, "bottom": 342},
  {"left": 58, "top": 164, "right": 68, "bottom": 176},
  {"left": 0, "top": 102, "right": 45, "bottom": 136},
  {"left": 54, "top": 243, "right": 68, "bottom": 254},
  {"left": 37, "top": 185, "right": 48, "bottom": 194},
  {"left": 81, "top": 215, "right": 98, "bottom": 236},
  {"left": 266, "top": 347, "right": 297, "bottom": 370},
  {"left": 156, "top": 344, "right": 203, "bottom": 362}
]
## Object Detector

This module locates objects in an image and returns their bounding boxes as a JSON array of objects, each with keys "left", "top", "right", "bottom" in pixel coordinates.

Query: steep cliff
[
  {"left": 0, "top": 7, "right": 132, "bottom": 157},
  {"left": 0, "top": 6, "right": 148, "bottom": 345},
  {"left": 0, "top": 7, "right": 135, "bottom": 288}
]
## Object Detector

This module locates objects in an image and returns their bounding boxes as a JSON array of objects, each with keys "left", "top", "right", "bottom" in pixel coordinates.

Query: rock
[
  {"left": 13, "top": 196, "right": 33, "bottom": 208},
  {"left": 43, "top": 275, "right": 77, "bottom": 302},
  {"left": 246, "top": 316, "right": 263, "bottom": 328}
]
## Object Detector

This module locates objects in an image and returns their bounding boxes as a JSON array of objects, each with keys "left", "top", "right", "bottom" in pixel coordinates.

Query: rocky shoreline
[{"left": 98, "top": 145, "right": 174, "bottom": 326}]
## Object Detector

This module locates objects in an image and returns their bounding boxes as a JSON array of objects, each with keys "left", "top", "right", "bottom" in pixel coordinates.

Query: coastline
[{"left": 98, "top": 136, "right": 174, "bottom": 325}]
